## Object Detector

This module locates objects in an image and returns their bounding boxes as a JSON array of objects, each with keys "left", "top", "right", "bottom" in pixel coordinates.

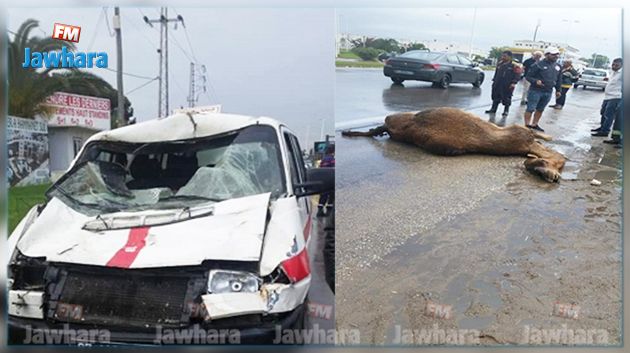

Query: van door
[{"left": 283, "top": 130, "right": 310, "bottom": 214}]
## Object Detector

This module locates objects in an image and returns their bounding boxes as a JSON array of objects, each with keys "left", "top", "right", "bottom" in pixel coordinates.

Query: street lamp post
[
  {"left": 445, "top": 13, "right": 453, "bottom": 51},
  {"left": 533, "top": 18, "right": 541, "bottom": 42},
  {"left": 468, "top": 8, "right": 477, "bottom": 58},
  {"left": 561, "top": 19, "right": 579, "bottom": 61}
]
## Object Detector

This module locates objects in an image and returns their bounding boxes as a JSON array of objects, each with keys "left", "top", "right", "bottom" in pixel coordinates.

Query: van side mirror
[{"left": 294, "top": 168, "right": 334, "bottom": 197}]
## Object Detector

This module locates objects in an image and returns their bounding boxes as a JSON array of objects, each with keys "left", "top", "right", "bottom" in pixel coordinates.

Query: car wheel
[
  {"left": 602, "top": 87, "right": 606, "bottom": 91},
  {"left": 472, "top": 74, "right": 483, "bottom": 88},
  {"left": 438, "top": 74, "right": 451, "bottom": 89},
  {"left": 573, "top": 84, "right": 578, "bottom": 88},
  {"left": 582, "top": 85, "right": 586, "bottom": 90},
  {"left": 391, "top": 77, "right": 404, "bottom": 85}
]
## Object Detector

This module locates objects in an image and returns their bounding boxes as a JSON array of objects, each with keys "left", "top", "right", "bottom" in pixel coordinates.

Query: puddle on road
[
  {"left": 560, "top": 161, "right": 580, "bottom": 180},
  {"left": 598, "top": 149, "right": 622, "bottom": 169},
  {"left": 595, "top": 169, "right": 620, "bottom": 182}
]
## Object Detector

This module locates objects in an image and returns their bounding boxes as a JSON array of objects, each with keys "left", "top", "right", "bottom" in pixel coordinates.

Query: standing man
[
  {"left": 549, "top": 59, "right": 579, "bottom": 109},
  {"left": 521, "top": 51, "right": 543, "bottom": 105},
  {"left": 592, "top": 58, "right": 623, "bottom": 143},
  {"left": 485, "top": 50, "right": 521, "bottom": 117},
  {"left": 523, "top": 47, "right": 563, "bottom": 132},
  {"left": 317, "top": 144, "right": 335, "bottom": 217}
]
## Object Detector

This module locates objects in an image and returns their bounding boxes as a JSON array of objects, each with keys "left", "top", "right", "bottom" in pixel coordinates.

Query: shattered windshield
[{"left": 47, "top": 125, "right": 286, "bottom": 215}]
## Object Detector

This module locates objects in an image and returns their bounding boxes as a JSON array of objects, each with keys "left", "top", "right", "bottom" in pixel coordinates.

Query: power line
[
  {"left": 126, "top": 76, "right": 159, "bottom": 95},
  {"left": 174, "top": 8, "right": 199, "bottom": 62},
  {"left": 102, "top": 7, "right": 115, "bottom": 37},
  {"left": 103, "top": 67, "right": 155, "bottom": 80},
  {"left": 122, "top": 11, "right": 158, "bottom": 49},
  {"left": 169, "top": 8, "right": 219, "bottom": 104},
  {"left": 86, "top": 9, "right": 105, "bottom": 52},
  {"left": 168, "top": 29, "right": 194, "bottom": 63}
]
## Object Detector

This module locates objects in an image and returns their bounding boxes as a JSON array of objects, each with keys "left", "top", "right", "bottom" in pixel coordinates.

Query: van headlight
[{"left": 208, "top": 270, "right": 261, "bottom": 294}]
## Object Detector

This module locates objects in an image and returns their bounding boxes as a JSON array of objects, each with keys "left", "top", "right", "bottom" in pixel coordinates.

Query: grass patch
[
  {"left": 8, "top": 183, "right": 51, "bottom": 234},
  {"left": 336, "top": 60, "right": 384, "bottom": 68},
  {"left": 481, "top": 65, "right": 495, "bottom": 71},
  {"left": 337, "top": 50, "right": 360, "bottom": 60}
]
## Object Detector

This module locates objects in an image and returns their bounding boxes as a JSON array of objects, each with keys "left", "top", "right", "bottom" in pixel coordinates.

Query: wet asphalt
[
  {"left": 305, "top": 200, "right": 335, "bottom": 333},
  {"left": 335, "top": 68, "right": 622, "bottom": 344}
]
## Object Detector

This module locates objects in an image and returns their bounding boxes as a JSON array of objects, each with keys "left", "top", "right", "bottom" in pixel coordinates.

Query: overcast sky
[
  {"left": 337, "top": 8, "right": 622, "bottom": 60},
  {"left": 8, "top": 8, "right": 335, "bottom": 144}
]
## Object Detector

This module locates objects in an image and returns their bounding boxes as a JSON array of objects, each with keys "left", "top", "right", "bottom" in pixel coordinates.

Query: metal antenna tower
[
  {"left": 143, "top": 8, "right": 184, "bottom": 117},
  {"left": 187, "top": 63, "right": 207, "bottom": 108}
]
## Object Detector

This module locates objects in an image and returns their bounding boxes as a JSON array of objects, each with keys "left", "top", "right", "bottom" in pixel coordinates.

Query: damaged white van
[{"left": 8, "top": 111, "right": 333, "bottom": 344}]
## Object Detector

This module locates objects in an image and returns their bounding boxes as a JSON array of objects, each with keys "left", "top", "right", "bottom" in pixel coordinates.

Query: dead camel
[{"left": 342, "top": 107, "right": 566, "bottom": 183}]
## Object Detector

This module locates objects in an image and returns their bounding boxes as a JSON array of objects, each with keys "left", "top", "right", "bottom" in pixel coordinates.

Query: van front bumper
[{"left": 8, "top": 304, "right": 305, "bottom": 346}]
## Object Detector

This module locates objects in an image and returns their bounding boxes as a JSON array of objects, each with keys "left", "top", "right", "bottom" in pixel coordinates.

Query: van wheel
[
  {"left": 438, "top": 74, "right": 451, "bottom": 89},
  {"left": 391, "top": 77, "right": 404, "bottom": 84}
]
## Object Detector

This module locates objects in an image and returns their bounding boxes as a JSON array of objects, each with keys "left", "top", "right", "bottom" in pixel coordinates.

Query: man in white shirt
[{"left": 591, "top": 58, "right": 623, "bottom": 144}]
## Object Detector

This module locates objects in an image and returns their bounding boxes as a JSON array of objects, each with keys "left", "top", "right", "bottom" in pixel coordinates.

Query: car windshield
[
  {"left": 399, "top": 51, "right": 442, "bottom": 60},
  {"left": 583, "top": 70, "right": 606, "bottom": 77},
  {"left": 47, "top": 125, "right": 286, "bottom": 215}
]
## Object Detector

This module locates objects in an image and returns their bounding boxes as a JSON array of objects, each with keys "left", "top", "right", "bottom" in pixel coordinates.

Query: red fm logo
[{"left": 52, "top": 23, "right": 81, "bottom": 43}]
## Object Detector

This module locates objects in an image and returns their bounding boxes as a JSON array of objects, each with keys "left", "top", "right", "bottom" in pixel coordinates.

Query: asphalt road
[
  {"left": 306, "top": 206, "right": 335, "bottom": 333},
  {"left": 335, "top": 68, "right": 622, "bottom": 345},
  {"left": 336, "top": 68, "right": 497, "bottom": 128}
]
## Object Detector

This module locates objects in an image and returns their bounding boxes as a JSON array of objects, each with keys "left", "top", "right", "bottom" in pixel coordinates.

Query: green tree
[
  {"left": 472, "top": 54, "right": 486, "bottom": 62},
  {"left": 349, "top": 36, "right": 372, "bottom": 48},
  {"left": 350, "top": 37, "right": 405, "bottom": 53},
  {"left": 405, "top": 42, "right": 427, "bottom": 52},
  {"left": 488, "top": 46, "right": 509, "bottom": 60},
  {"left": 590, "top": 53, "right": 610, "bottom": 69},
  {"left": 8, "top": 19, "right": 132, "bottom": 126},
  {"left": 8, "top": 19, "right": 71, "bottom": 118},
  {"left": 351, "top": 47, "right": 381, "bottom": 61},
  {"left": 579, "top": 57, "right": 592, "bottom": 66},
  {"left": 368, "top": 38, "right": 400, "bottom": 53}
]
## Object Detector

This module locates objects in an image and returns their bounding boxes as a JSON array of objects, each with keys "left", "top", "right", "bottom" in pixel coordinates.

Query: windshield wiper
[{"left": 160, "top": 195, "right": 223, "bottom": 202}]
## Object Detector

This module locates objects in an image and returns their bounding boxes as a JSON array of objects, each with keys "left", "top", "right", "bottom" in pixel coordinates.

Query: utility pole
[
  {"left": 320, "top": 119, "right": 325, "bottom": 140},
  {"left": 143, "top": 8, "right": 184, "bottom": 118},
  {"left": 533, "top": 18, "right": 541, "bottom": 42},
  {"left": 187, "top": 62, "right": 195, "bottom": 107},
  {"left": 113, "top": 7, "right": 124, "bottom": 127},
  {"left": 186, "top": 63, "right": 207, "bottom": 108}
]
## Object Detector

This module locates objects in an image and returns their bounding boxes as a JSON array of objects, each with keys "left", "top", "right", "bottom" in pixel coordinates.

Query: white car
[
  {"left": 7, "top": 111, "right": 333, "bottom": 345},
  {"left": 574, "top": 68, "right": 609, "bottom": 90}
]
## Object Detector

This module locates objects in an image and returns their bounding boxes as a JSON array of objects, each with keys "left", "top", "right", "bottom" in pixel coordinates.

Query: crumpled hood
[{"left": 16, "top": 193, "right": 271, "bottom": 268}]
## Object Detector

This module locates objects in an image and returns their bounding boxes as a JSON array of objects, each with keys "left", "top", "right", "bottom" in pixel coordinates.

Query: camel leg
[
  {"left": 524, "top": 142, "right": 566, "bottom": 183},
  {"left": 341, "top": 125, "right": 388, "bottom": 137}
]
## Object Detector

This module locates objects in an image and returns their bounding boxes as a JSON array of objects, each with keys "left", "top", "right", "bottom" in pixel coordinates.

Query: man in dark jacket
[
  {"left": 317, "top": 145, "right": 335, "bottom": 217},
  {"left": 523, "top": 47, "right": 563, "bottom": 132},
  {"left": 549, "top": 59, "right": 579, "bottom": 109},
  {"left": 520, "top": 51, "right": 543, "bottom": 105},
  {"left": 485, "top": 50, "right": 521, "bottom": 117}
]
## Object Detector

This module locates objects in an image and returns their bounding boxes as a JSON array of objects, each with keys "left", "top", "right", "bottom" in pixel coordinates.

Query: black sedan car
[{"left": 384, "top": 51, "right": 484, "bottom": 88}]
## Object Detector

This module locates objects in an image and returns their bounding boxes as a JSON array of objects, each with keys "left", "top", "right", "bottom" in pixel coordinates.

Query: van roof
[{"left": 86, "top": 112, "right": 283, "bottom": 144}]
